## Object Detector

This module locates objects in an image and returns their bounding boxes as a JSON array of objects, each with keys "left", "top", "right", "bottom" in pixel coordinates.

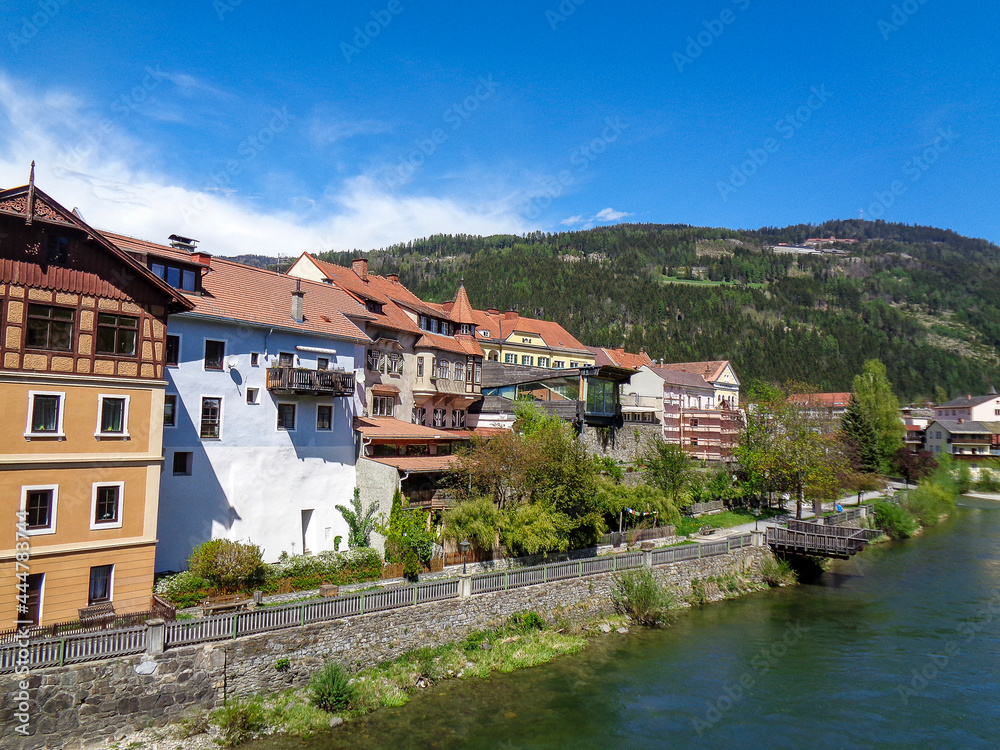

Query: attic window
[{"left": 366, "top": 301, "right": 383, "bottom": 314}]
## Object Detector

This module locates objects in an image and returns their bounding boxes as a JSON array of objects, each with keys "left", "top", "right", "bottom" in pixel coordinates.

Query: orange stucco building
[{"left": 0, "top": 178, "right": 190, "bottom": 626}]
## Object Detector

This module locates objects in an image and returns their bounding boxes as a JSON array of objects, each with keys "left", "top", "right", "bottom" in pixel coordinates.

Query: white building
[{"left": 109, "top": 234, "right": 373, "bottom": 571}]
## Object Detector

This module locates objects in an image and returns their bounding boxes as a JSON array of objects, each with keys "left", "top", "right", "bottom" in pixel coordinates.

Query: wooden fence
[
  {"left": 684, "top": 500, "right": 725, "bottom": 515},
  {"left": 0, "top": 535, "right": 753, "bottom": 674}
]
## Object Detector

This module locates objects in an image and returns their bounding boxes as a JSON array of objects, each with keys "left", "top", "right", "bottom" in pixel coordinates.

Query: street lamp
[
  {"left": 752, "top": 506, "right": 761, "bottom": 532},
  {"left": 459, "top": 539, "right": 471, "bottom": 574}
]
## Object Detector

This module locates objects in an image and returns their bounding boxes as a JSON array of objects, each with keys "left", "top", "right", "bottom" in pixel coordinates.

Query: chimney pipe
[
  {"left": 291, "top": 278, "right": 304, "bottom": 324},
  {"left": 352, "top": 258, "right": 369, "bottom": 281},
  {"left": 387, "top": 273, "right": 399, "bottom": 284},
  {"left": 503, "top": 309, "right": 518, "bottom": 321}
]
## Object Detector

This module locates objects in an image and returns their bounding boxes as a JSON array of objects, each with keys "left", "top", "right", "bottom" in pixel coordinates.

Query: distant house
[
  {"left": 108, "top": 235, "right": 373, "bottom": 570},
  {"left": 0, "top": 180, "right": 191, "bottom": 625},
  {"left": 472, "top": 308, "right": 595, "bottom": 369},
  {"left": 933, "top": 392, "right": 1000, "bottom": 423},
  {"left": 901, "top": 406, "right": 933, "bottom": 454},
  {"left": 924, "top": 419, "right": 1000, "bottom": 462},
  {"left": 787, "top": 392, "right": 851, "bottom": 434}
]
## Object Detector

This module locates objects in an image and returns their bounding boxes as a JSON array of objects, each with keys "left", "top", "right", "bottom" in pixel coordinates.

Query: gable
[{"left": 715, "top": 364, "right": 740, "bottom": 387}]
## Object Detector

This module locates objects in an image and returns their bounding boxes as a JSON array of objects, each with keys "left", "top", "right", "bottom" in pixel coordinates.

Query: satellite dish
[{"left": 226, "top": 355, "right": 239, "bottom": 370}]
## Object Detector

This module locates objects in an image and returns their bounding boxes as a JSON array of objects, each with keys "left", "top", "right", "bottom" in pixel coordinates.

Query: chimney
[
  {"left": 168, "top": 234, "right": 199, "bottom": 252},
  {"left": 291, "top": 278, "right": 304, "bottom": 324},
  {"left": 352, "top": 258, "right": 368, "bottom": 281},
  {"left": 487, "top": 307, "right": 500, "bottom": 315},
  {"left": 387, "top": 273, "right": 399, "bottom": 284},
  {"left": 190, "top": 252, "right": 211, "bottom": 267},
  {"left": 503, "top": 309, "right": 518, "bottom": 321}
]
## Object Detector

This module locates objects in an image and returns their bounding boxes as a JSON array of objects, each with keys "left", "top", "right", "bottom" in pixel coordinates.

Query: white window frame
[
  {"left": 454, "top": 362, "right": 465, "bottom": 382},
  {"left": 20, "top": 485, "right": 58, "bottom": 536},
  {"left": 538, "top": 357, "right": 550, "bottom": 368},
  {"left": 88, "top": 564, "right": 115, "bottom": 605},
  {"left": 505, "top": 353, "right": 516, "bottom": 364},
  {"left": 95, "top": 394, "right": 131, "bottom": 439},
  {"left": 90, "top": 481, "right": 124, "bottom": 530},
  {"left": 316, "top": 403, "right": 334, "bottom": 431},
  {"left": 163, "top": 394, "right": 178, "bottom": 428},
  {"left": 165, "top": 333, "right": 182, "bottom": 367},
  {"left": 200, "top": 395, "right": 224, "bottom": 440},
  {"left": 413, "top": 406, "right": 427, "bottom": 426},
  {"left": 433, "top": 408, "right": 446, "bottom": 428},
  {"left": 452, "top": 409, "right": 466, "bottom": 428},
  {"left": 416, "top": 356, "right": 425, "bottom": 378},
  {"left": 25, "top": 391, "right": 66, "bottom": 439},
  {"left": 372, "top": 396, "right": 394, "bottom": 417},
  {"left": 277, "top": 402, "right": 297, "bottom": 431}
]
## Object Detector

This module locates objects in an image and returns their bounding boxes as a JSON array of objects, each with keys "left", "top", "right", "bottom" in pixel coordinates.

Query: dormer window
[
  {"left": 479, "top": 329, "right": 490, "bottom": 337},
  {"left": 460, "top": 324, "right": 472, "bottom": 336},
  {"left": 366, "top": 301, "right": 384, "bottom": 314},
  {"left": 150, "top": 262, "right": 197, "bottom": 292}
]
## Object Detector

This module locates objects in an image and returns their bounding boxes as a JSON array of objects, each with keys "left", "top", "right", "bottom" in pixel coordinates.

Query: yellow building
[
  {"left": 0, "top": 179, "right": 190, "bottom": 626},
  {"left": 469, "top": 308, "right": 595, "bottom": 369}
]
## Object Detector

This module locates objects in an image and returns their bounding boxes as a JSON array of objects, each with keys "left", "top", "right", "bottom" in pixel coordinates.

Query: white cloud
[
  {"left": 308, "top": 118, "right": 394, "bottom": 147},
  {"left": 0, "top": 72, "right": 534, "bottom": 256},
  {"left": 595, "top": 207, "right": 632, "bottom": 222},
  {"left": 560, "top": 214, "right": 586, "bottom": 226}
]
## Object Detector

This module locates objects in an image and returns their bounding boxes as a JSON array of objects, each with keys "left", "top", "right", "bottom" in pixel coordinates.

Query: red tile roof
[
  {"left": 470, "top": 309, "right": 589, "bottom": 354},
  {"left": 415, "top": 332, "right": 484, "bottom": 357},
  {"left": 658, "top": 361, "right": 731, "bottom": 383},
  {"left": 353, "top": 417, "right": 471, "bottom": 440},
  {"left": 366, "top": 455, "right": 461, "bottom": 472},
  {"left": 587, "top": 346, "right": 654, "bottom": 369},
  {"left": 449, "top": 284, "right": 477, "bottom": 326},
  {"left": 788, "top": 392, "right": 852, "bottom": 407},
  {"left": 103, "top": 233, "right": 373, "bottom": 342}
]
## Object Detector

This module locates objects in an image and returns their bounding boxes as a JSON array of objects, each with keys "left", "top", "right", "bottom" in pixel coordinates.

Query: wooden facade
[{"left": 0, "top": 181, "right": 189, "bottom": 625}]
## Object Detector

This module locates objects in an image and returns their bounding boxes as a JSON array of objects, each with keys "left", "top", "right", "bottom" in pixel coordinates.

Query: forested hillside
[{"left": 294, "top": 219, "right": 998, "bottom": 402}]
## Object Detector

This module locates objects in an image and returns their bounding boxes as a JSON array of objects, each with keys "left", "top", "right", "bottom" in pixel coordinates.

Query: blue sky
[{"left": 1, "top": 0, "right": 998, "bottom": 255}]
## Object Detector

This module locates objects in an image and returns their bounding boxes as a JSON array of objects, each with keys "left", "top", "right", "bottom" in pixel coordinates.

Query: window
[
  {"left": 317, "top": 357, "right": 329, "bottom": 371},
  {"left": 47, "top": 235, "right": 69, "bottom": 266},
  {"left": 452, "top": 409, "right": 466, "bottom": 428},
  {"left": 88, "top": 565, "right": 113, "bottom": 605},
  {"left": 96, "top": 313, "right": 138, "bottom": 356},
  {"left": 505, "top": 353, "right": 516, "bottom": 364},
  {"left": 164, "top": 395, "right": 177, "bottom": 426},
  {"left": 416, "top": 357, "right": 424, "bottom": 378},
  {"left": 250, "top": 352, "right": 260, "bottom": 367},
  {"left": 372, "top": 396, "right": 394, "bottom": 417},
  {"left": 97, "top": 395, "right": 129, "bottom": 437},
  {"left": 279, "top": 352, "right": 294, "bottom": 367},
  {"left": 441, "top": 321, "right": 451, "bottom": 336},
  {"left": 367, "top": 349, "right": 383, "bottom": 372},
  {"left": 522, "top": 355, "right": 533, "bottom": 366},
  {"left": 172, "top": 451, "right": 193, "bottom": 475},
  {"left": 690, "top": 437, "right": 699, "bottom": 446},
  {"left": 317, "top": 405, "right": 333, "bottom": 430},
  {"left": 246, "top": 388, "right": 259, "bottom": 405},
  {"left": 474, "top": 362, "right": 482, "bottom": 384},
  {"left": 438, "top": 360, "right": 450, "bottom": 379},
  {"left": 570, "top": 361, "right": 579, "bottom": 368},
  {"left": 455, "top": 362, "right": 465, "bottom": 382},
  {"left": 430, "top": 319, "right": 439, "bottom": 334},
  {"left": 538, "top": 357, "right": 550, "bottom": 368},
  {"left": 586, "top": 378, "right": 616, "bottom": 415},
  {"left": 419, "top": 315, "right": 428, "bottom": 330},
  {"left": 466, "top": 362, "right": 474, "bottom": 383},
  {"left": 25, "top": 304, "right": 74, "bottom": 350},
  {"left": 204, "top": 340, "right": 225, "bottom": 370},
  {"left": 26, "top": 392, "right": 65, "bottom": 437},
  {"left": 553, "top": 360, "right": 565, "bottom": 369},
  {"left": 366, "top": 300, "right": 384, "bottom": 314},
  {"left": 433, "top": 408, "right": 446, "bottom": 427},
  {"left": 165, "top": 334, "right": 180, "bottom": 366},
  {"left": 21, "top": 487, "right": 57, "bottom": 534},
  {"left": 91, "top": 483, "right": 123, "bottom": 529},
  {"left": 413, "top": 407, "right": 427, "bottom": 426},
  {"left": 277, "top": 403, "right": 296, "bottom": 430},
  {"left": 690, "top": 418, "right": 699, "bottom": 428},
  {"left": 152, "top": 263, "right": 197, "bottom": 292},
  {"left": 200, "top": 397, "right": 222, "bottom": 438},
  {"left": 389, "top": 353, "right": 403, "bottom": 374},
  {"left": 460, "top": 324, "right": 472, "bottom": 335},
  {"left": 479, "top": 329, "right": 490, "bottom": 337}
]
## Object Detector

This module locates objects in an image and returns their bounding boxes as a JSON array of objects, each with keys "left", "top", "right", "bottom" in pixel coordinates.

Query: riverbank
[{"left": 91, "top": 548, "right": 788, "bottom": 749}]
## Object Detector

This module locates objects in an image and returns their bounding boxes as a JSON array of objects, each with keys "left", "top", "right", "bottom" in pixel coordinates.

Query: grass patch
[
  {"left": 676, "top": 508, "right": 781, "bottom": 536},
  {"left": 660, "top": 275, "right": 768, "bottom": 289},
  {"left": 611, "top": 568, "right": 678, "bottom": 626}
]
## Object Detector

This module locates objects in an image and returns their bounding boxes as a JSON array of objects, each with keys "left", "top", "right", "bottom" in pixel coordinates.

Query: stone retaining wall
[{"left": 1, "top": 547, "right": 773, "bottom": 750}]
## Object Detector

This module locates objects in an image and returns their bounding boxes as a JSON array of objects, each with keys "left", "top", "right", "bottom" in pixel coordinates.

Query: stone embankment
[{"left": 2, "top": 546, "right": 773, "bottom": 750}]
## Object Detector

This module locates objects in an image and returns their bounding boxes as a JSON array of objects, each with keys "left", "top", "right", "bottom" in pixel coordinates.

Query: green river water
[{"left": 250, "top": 497, "right": 1000, "bottom": 749}]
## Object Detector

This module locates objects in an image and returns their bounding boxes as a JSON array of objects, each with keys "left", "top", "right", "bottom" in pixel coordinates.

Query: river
[{"left": 249, "top": 497, "right": 1000, "bottom": 749}]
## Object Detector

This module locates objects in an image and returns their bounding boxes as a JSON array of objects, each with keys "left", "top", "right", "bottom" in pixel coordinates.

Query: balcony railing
[{"left": 266, "top": 367, "right": 354, "bottom": 396}]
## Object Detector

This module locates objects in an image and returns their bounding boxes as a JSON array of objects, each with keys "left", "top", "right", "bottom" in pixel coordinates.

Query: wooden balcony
[{"left": 266, "top": 367, "right": 354, "bottom": 396}]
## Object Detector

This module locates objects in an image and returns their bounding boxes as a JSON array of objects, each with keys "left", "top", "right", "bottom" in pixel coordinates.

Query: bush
[
  {"left": 153, "top": 570, "right": 211, "bottom": 609},
  {"left": 309, "top": 661, "right": 355, "bottom": 713},
  {"left": 871, "top": 500, "right": 919, "bottom": 540},
  {"left": 956, "top": 461, "right": 975, "bottom": 494},
  {"left": 265, "top": 548, "right": 382, "bottom": 592},
  {"left": 188, "top": 539, "right": 266, "bottom": 594},
  {"left": 212, "top": 697, "right": 268, "bottom": 748},
  {"left": 978, "top": 468, "right": 1000, "bottom": 493},
  {"left": 904, "top": 482, "right": 956, "bottom": 526},
  {"left": 611, "top": 568, "right": 677, "bottom": 626},
  {"left": 508, "top": 611, "right": 546, "bottom": 633},
  {"left": 760, "top": 556, "right": 796, "bottom": 587}
]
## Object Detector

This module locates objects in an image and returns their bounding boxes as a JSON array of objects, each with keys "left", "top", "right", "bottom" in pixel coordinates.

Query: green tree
[
  {"left": 188, "top": 539, "right": 266, "bottom": 594},
  {"left": 851, "top": 359, "right": 904, "bottom": 469},
  {"left": 840, "top": 396, "right": 881, "bottom": 474},
  {"left": 440, "top": 497, "right": 503, "bottom": 551},
  {"left": 335, "top": 488, "right": 379, "bottom": 548},
  {"left": 500, "top": 503, "right": 569, "bottom": 557},
  {"left": 641, "top": 436, "right": 692, "bottom": 508},
  {"left": 377, "top": 490, "right": 435, "bottom": 579}
]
